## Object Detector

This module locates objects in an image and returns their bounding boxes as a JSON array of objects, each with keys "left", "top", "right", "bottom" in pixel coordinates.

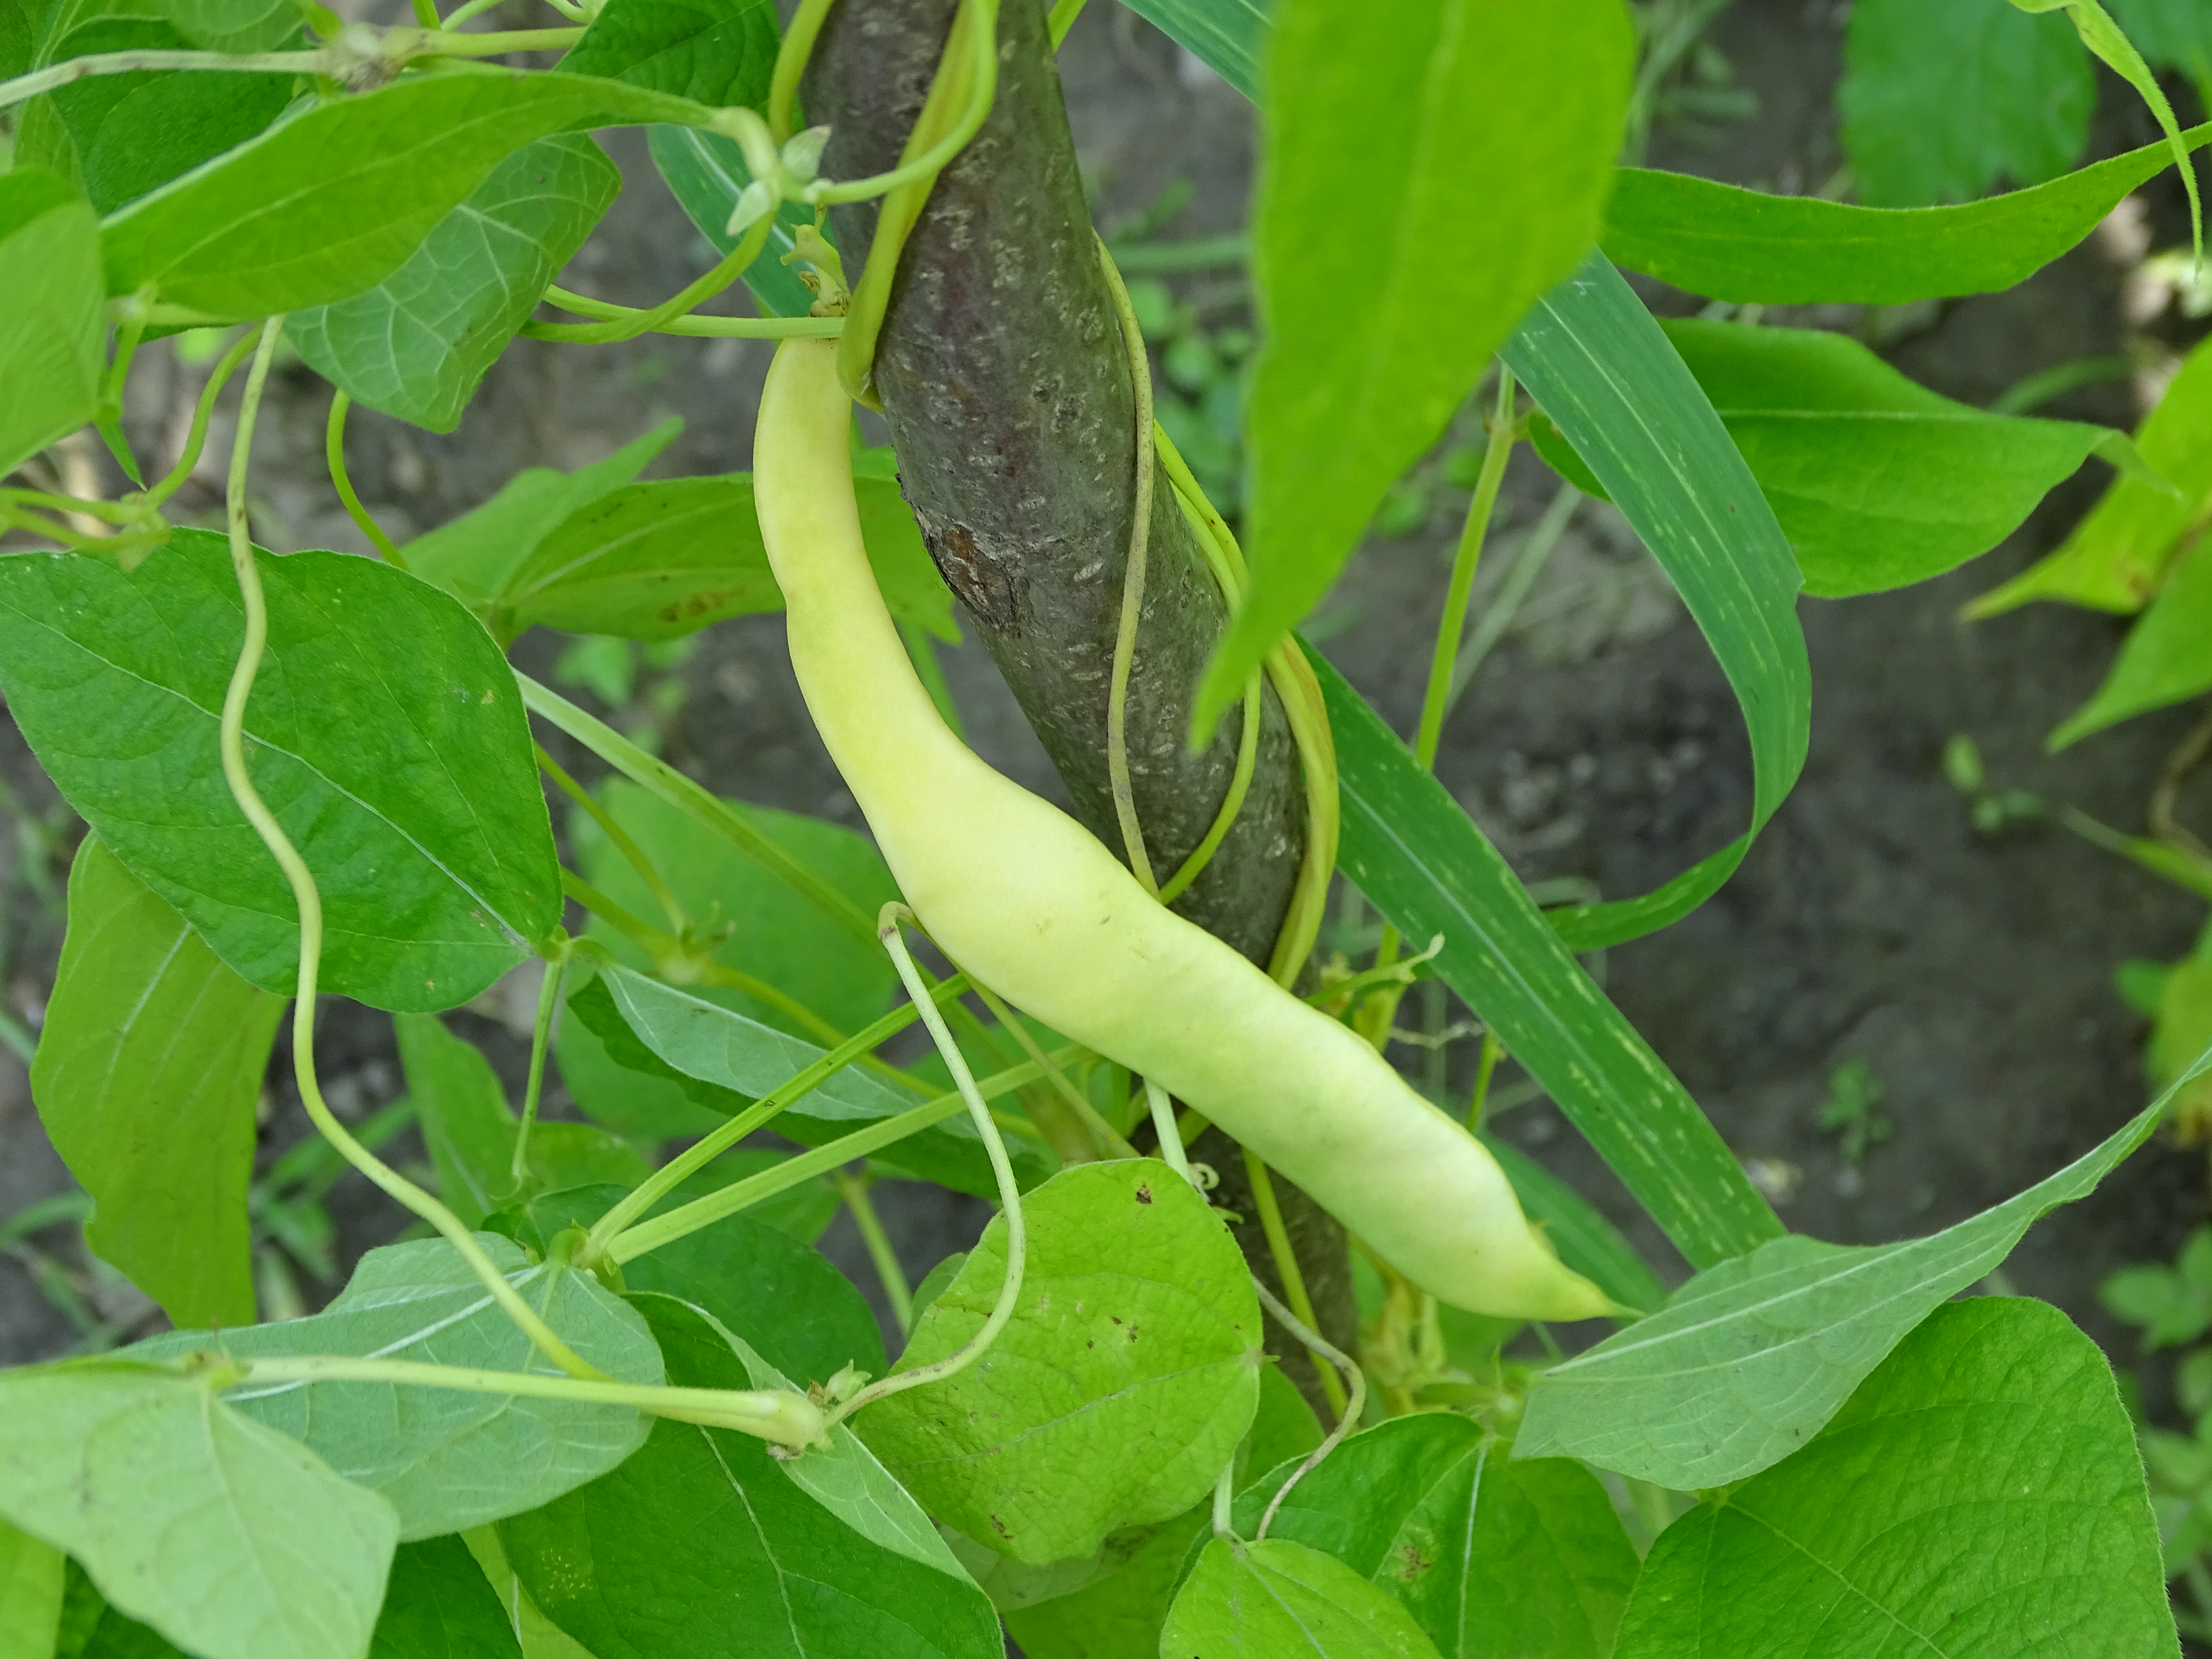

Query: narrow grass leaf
[
  {"left": 1113, "top": 0, "right": 1266, "bottom": 95},
  {"left": 130, "top": 1235, "right": 663, "bottom": 1539},
  {"left": 857, "top": 1160, "right": 1261, "bottom": 1564},
  {"left": 1515, "top": 1086, "right": 2173, "bottom": 1487},
  {"left": 0, "top": 532, "right": 563, "bottom": 1012},
  {"left": 1201, "top": 0, "right": 1633, "bottom": 733},
  {"left": 1612, "top": 1299, "right": 2174, "bottom": 1658},
  {"left": 0, "top": 1361, "right": 398, "bottom": 1659},
  {"left": 32, "top": 838, "right": 282, "bottom": 1331},
  {"left": 289, "top": 135, "right": 620, "bottom": 434},
  {"left": 1500, "top": 254, "right": 1810, "bottom": 951},
  {"left": 1320, "top": 650, "right": 1780, "bottom": 1269}
]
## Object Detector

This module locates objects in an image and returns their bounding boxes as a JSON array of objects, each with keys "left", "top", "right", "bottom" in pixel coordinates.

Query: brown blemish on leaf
[{"left": 1135, "top": 1183, "right": 1153, "bottom": 1205}]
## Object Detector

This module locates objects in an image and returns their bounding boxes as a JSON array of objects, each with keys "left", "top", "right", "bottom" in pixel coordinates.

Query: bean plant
[{"left": 0, "top": 0, "right": 2209, "bottom": 1654}]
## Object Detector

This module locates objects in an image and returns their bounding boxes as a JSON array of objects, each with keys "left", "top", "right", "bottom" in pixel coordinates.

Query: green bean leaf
[
  {"left": 0, "top": 173, "right": 102, "bottom": 479},
  {"left": 2049, "top": 536, "right": 2212, "bottom": 746},
  {"left": 0, "top": 1360, "right": 399, "bottom": 1659},
  {"left": 560, "top": 0, "right": 776, "bottom": 106},
  {"left": 1115, "top": 0, "right": 1265, "bottom": 96},
  {"left": 1197, "top": 0, "right": 1633, "bottom": 734},
  {"left": 156, "top": 0, "right": 301, "bottom": 52},
  {"left": 501, "top": 476, "right": 782, "bottom": 640},
  {"left": 33, "top": 0, "right": 300, "bottom": 212},
  {"left": 1500, "top": 256, "right": 1810, "bottom": 952},
  {"left": 288, "top": 134, "right": 620, "bottom": 434},
  {"left": 129, "top": 1235, "right": 663, "bottom": 1539},
  {"left": 1839, "top": 0, "right": 2093, "bottom": 207},
  {"left": 1970, "top": 331, "right": 2212, "bottom": 617},
  {"left": 1233, "top": 1418, "right": 1638, "bottom": 1659},
  {"left": 32, "top": 838, "right": 282, "bottom": 1332},
  {"left": 580, "top": 965, "right": 1031, "bottom": 1196},
  {"left": 0, "top": 1520, "right": 64, "bottom": 1659},
  {"left": 0, "top": 531, "right": 564, "bottom": 1012},
  {"left": 368, "top": 1534, "right": 525, "bottom": 1659},
  {"left": 1601, "top": 123, "right": 2212, "bottom": 305},
  {"left": 396, "top": 1013, "right": 647, "bottom": 1228},
  {"left": 99, "top": 70, "right": 710, "bottom": 317},
  {"left": 566, "top": 774, "right": 899, "bottom": 1059},
  {"left": 1002, "top": 1510, "right": 1211, "bottom": 1659},
  {"left": 495, "top": 1184, "right": 884, "bottom": 1388},
  {"left": 1514, "top": 1084, "right": 2174, "bottom": 1487},
  {"left": 1611, "top": 1299, "right": 2174, "bottom": 1658},
  {"left": 857, "top": 1160, "right": 1261, "bottom": 1565},
  {"left": 645, "top": 124, "right": 823, "bottom": 319},
  {"left": 500, "top": 1294, "right": 1003, "bottom": 1659},
  {"left": 1318, "top": 647, "right": 1781, "bottom": 1270},
  {"left": 1656, "top": 317, "right": 2154, "bottom": 598},
  {"left": 1161, "top": 1537, "right": 1443, "bottom": 1659},
  {"left": 403, "top": 418, "right": 683, "bottom": 613}
]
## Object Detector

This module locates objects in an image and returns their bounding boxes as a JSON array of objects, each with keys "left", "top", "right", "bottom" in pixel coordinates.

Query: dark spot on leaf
[
  {"left": 1135, "top": 1183, "right": 1153, "bottom": 1205},
  {"left": 990, "top": 1515, "right": 1010, "bottom": 1537},
  {"left": 1397, "top": 1544, "right": 1433, "bottom": 1580}
]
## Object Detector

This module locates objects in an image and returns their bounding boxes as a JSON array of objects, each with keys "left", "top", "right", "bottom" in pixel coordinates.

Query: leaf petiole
[{"left": 227, "top": 1353, "right": 827, "bottom": 1447}]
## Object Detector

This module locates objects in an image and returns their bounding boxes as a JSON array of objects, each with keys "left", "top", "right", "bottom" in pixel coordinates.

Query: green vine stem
[
  {"left": 511, "top": 946, "right": 570, "bottom": 1186},
  {"left": 969, "top": 978, "right": 1138, "bottom": 1158},
  {"left": 1467, "top": 1029, "right": 1504, "bottom": 1132},
  {"left": 531, "top": 286, "right": 843, "bottom": 341},
  {"left": 1147, "top": 1080, "right": 1193, "bottom": 1185},
  {"left": 144, "top": 328, "right": 257, "bottom": 510},
  {"left": 802, "top": 0, "right": 998, "bottom": 208},
  {"left": 1242, "top": 1148, "right": 1348, "bottom": 1417},
  {"left": 230, "top": 1354, "right": 827, "bottom": 1447},
  {"left": 519, "top": 669, "right": 1019, "bottom": 1068},
  {"left": 519, "top": 670, "right": 878, "bottom": 942},
  {"left": 1359, "top": 367, "right": 1517, "bottom": 1047},
  {"left": 828, "top": 0, "right": 999, "bottom": 404},
  {"left": 602, "top": 1051, "right": 1059, "bottom": 1265},
  {"left": 573, "top": 967, "right": 1012, "bottom": 1267},
  {"left": 767, "top": 0, "right": 835, "bottom": 143},
  {"left": 537, "top": 743, "right": 687, "bottom": 933},
  {"left": 0, "top": 49, "right": 334, "bottom": 108},
  {"left": 1099, "top": 240, "right": 1164, "bottom": 896},
  {"left": 832, "top": 1169, "right": 914, "bottom": 1336},
  {"left": 822, "top": 905, "right": 1028, "bottom": 1430},
  {"left": 325, "top": 392, "right": 406, "bottom": 570},
  {"left": 213, "top": 317, "right": 604, "bottom": 1381},
  {"left": 523, "top": 217, "right": 777, "bottom": 346},
  {"left": 1248, "top": 1279, "right": 1366, "bottom": 1540}
]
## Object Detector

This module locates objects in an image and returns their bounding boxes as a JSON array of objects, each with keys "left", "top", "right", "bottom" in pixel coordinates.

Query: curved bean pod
[{"left": 754, "top": 338, "right": 1609, "bottom": 1321}]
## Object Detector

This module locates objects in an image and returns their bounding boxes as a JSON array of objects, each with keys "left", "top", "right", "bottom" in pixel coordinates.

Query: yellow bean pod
[{"left": 754, "top": 339, "right": 1610, "bottom": 1322}]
